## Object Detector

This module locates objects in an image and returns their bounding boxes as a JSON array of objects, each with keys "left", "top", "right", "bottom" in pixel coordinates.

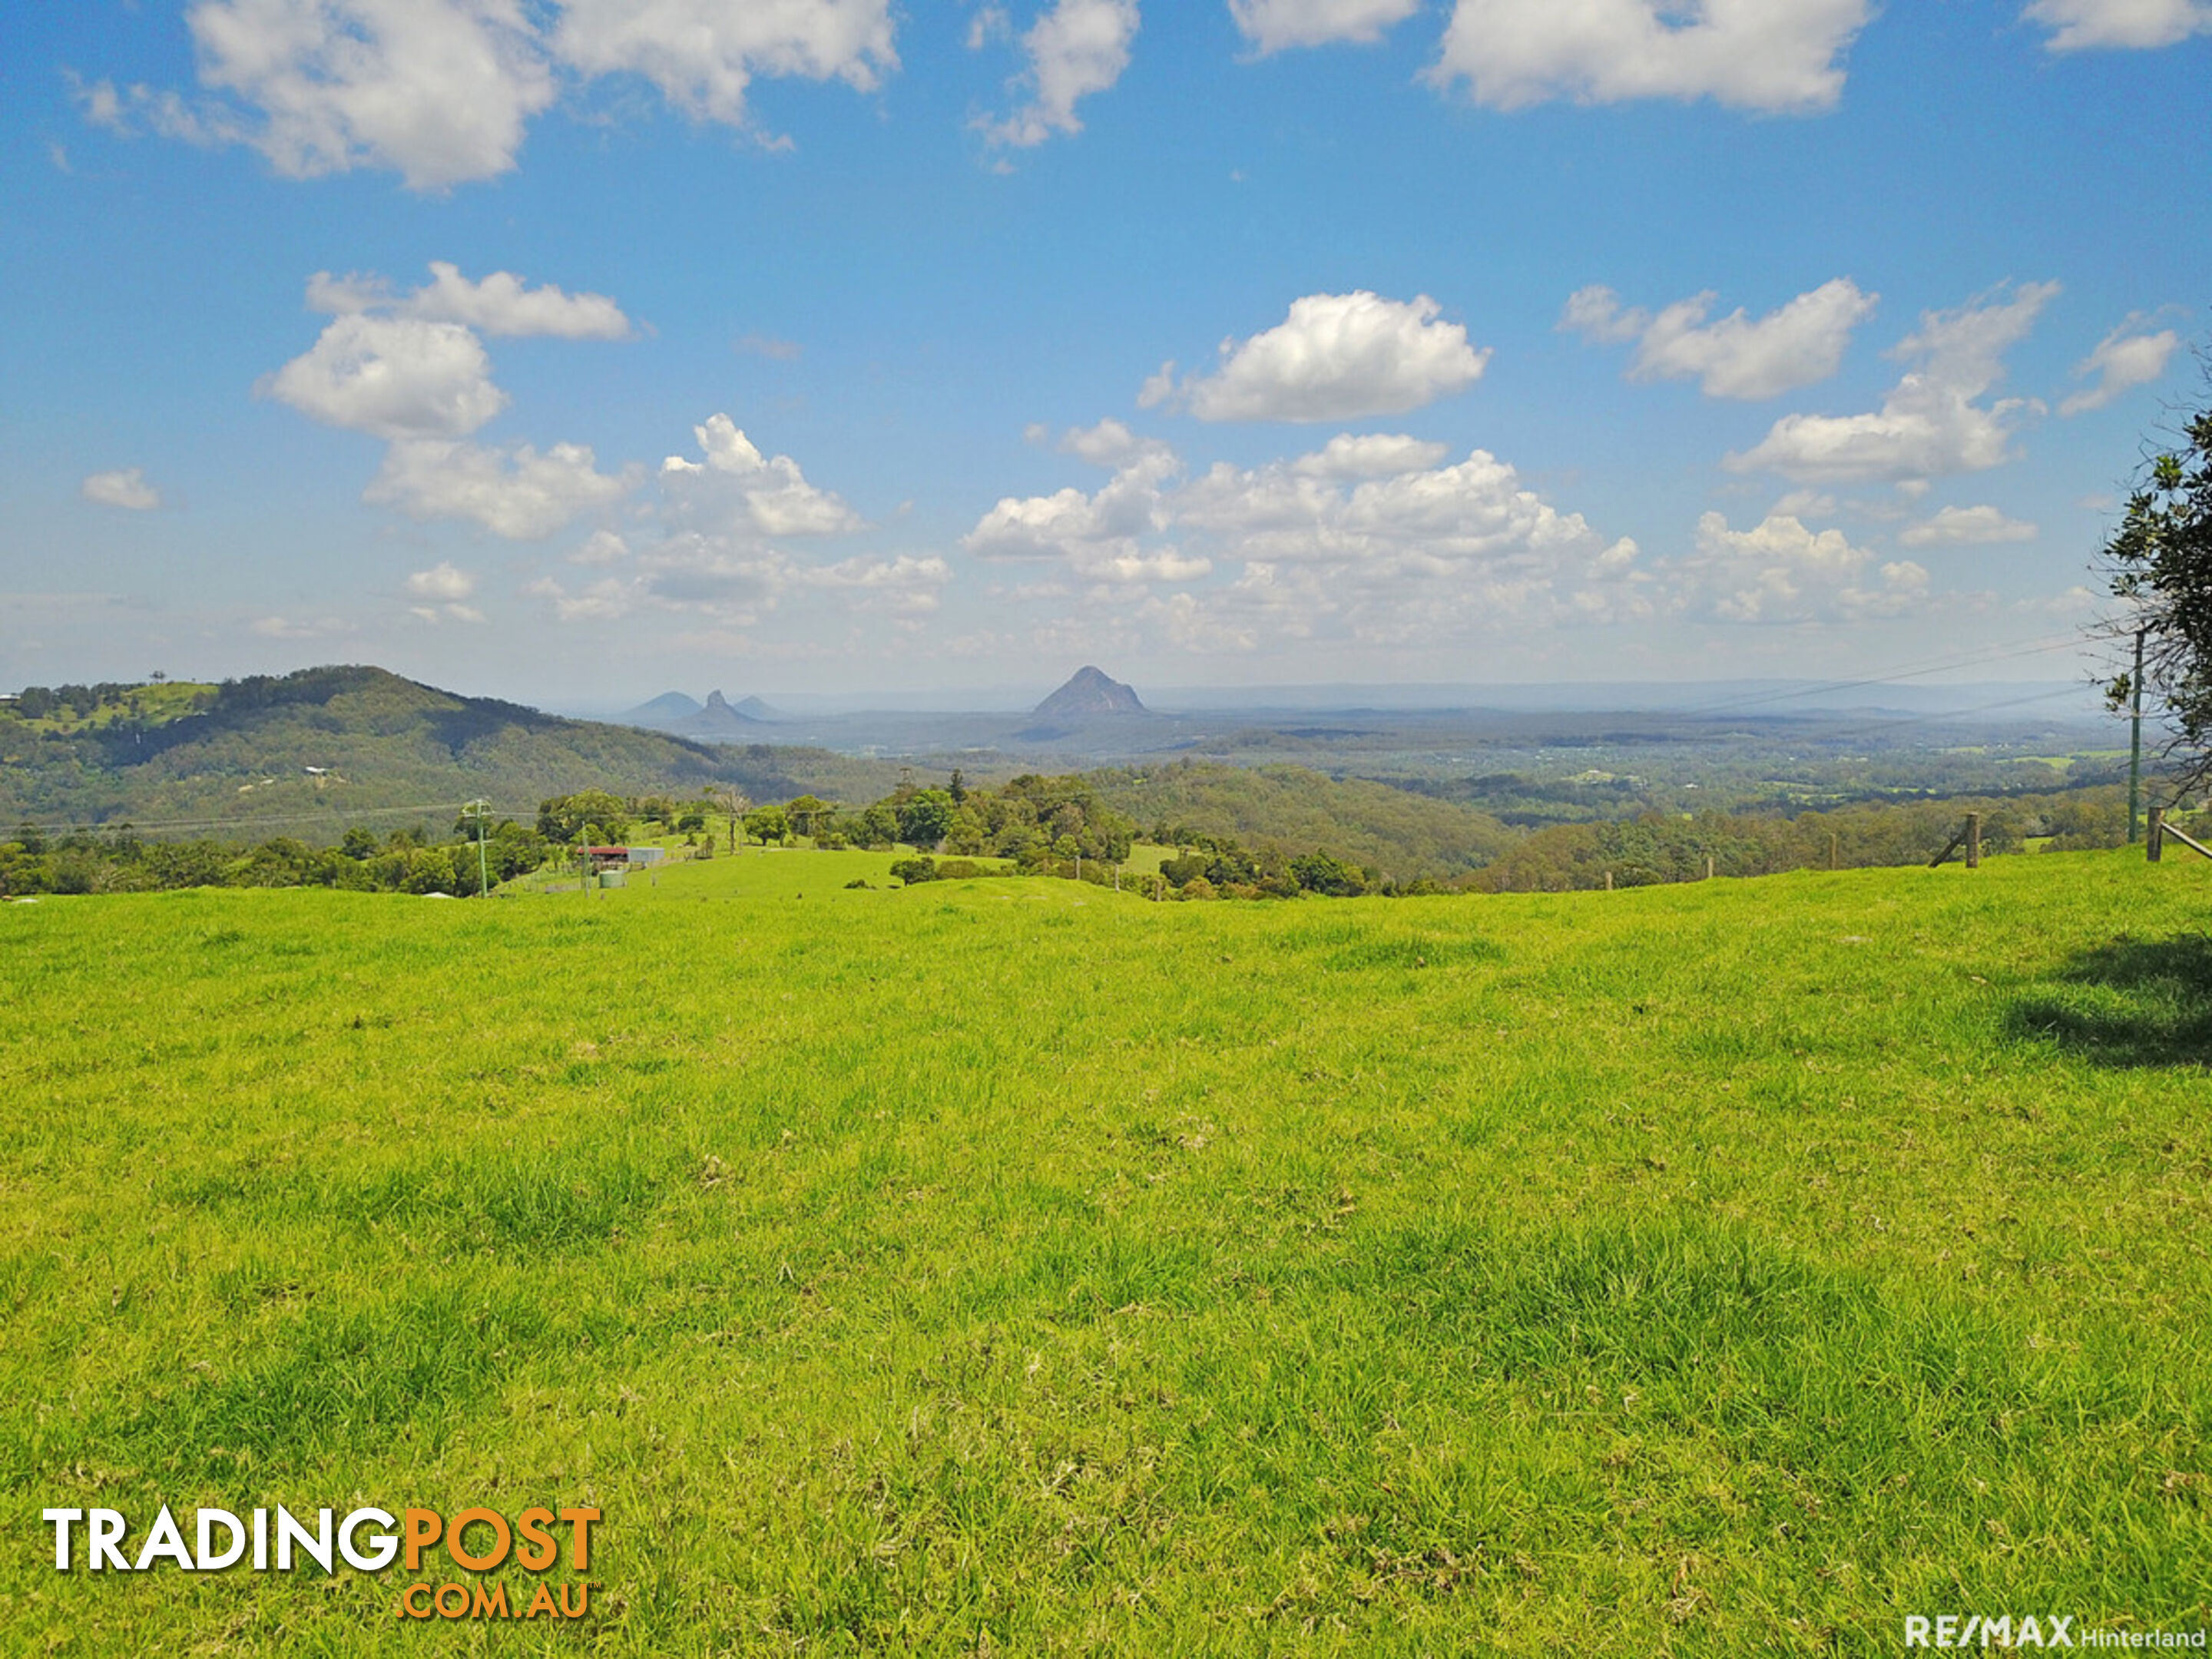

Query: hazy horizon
[
  {"left": 558, "top": 671, "right": 2114, "bottom": 723},
  {"left": 3, "top": 660, "right": 2114, "bottom": 727}
]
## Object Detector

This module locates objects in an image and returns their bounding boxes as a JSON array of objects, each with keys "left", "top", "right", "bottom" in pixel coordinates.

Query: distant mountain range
[
  {"left": 575, "top": 675, "right": 2101, "bottom": 721},
  {"left": 623, "top": 689, "right": 783, "bottom": 733}
]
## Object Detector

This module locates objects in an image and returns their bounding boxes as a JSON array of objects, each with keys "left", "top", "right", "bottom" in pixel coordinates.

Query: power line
[
  {"left": 1677, "top": 631, "right": 2095, "bottom": 720},
  {"left": 7, "top": 801, "right": 531, "bottom": 838},
  {"left": 1779, "top": 683, "right": 2096, "bottom": 744}
]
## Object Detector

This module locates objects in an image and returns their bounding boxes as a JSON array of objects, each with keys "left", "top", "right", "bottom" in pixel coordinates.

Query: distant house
[{"left": 584, "top": 845, "right": 667, "bottom": 871}]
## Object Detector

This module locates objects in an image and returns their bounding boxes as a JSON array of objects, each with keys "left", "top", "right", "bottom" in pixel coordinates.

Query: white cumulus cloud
[
  {"left": 980, "top": 0, "right": 1140, "bottom": 147},
  {"left": 101, "top": 0, "right": 900, "bottom": 190},
  {"left": 1561, "top": 277, "right": 1876, "bottom": 399},
  {"left": 969, "top": 422, "right": 1646, "bottom": 649},
  {"left": 1726, "top": 281, "right": 2059, "bottom": 485},
  {"left": 403, "top": 561, "right": 483, "bottom": 621},
  {"left": 1147, "top": 291, "right": 1490, "bottom": 423},
  {"left": 2059, "top": 321, "right": 2182, "bottom": 415},
  {"left": 525, "top": 573, "right": 639, "bottom": 622},
  {"left": 1429, "top": 0, "right": 1873, "bottom": 113},
  {"left": 266, "top": 266, "right": 645, "bottom": 540},
  {"left": 570, "top": 528, "right": 631, "bottom": 565},
  {"left": 263, "top": 313, "right": 509, "bottom": 439},
  {"left": 2025, "top": 0, "right": 2212, "bottom": 50},
  {"left": 1771, "top": 488, "right": 1839, "bottom": 518},
  {"left": 1897, "top": 505, "right": 2039, "bottom": 547},
  {"left": 180, "top": 0, "right": 555, "bottom": 189},
  {"left": 1175, "top": 448, "right": 1646, "bottom": 644},
  {"left": 308, "top": 260, "right": 631, "bottom": 338},
  {"left": 1177, "top": 447, "right": 1635, "bottom": 575},
  {"left": 531, "top": 529, "right": 941, "bottom": 630},
  {"left": 251, "top": 613, "right": 356, "bottom": 639},
  {"left": 551, "top": 0, "right": 897, "bottom": 127},
  {"left": 965, "top": 432, "right": 1183, "bottom": 577},
  {"left": 73, "top": 73, "right": 246, "bottom": 150},
  {"left": 1685, "top": 511, "right": 1929, "bottom": 621},
  {"left": 367, "top": 439, "right": 635, "bottom": 538},
  {"left": 81, "top": 469, "right": 164, "bottom": 511},
  {"left": 1290, "top": 432, "right": 1452, "bottom": 479},
  {"left": 797, "top": 552, "right": 955, "bottom": 615},
  {"left": 1057, "top": 416, "right": 1174, "bottom": 469},
  {"left": 403, "top": 560, "right": 476, "bottom": 600},
  {"left": 1229, "top": 0, "right": 1421, "bottom": 53},
  {"left": 661, "top": 413, "right": 863, "bottom": 537}
]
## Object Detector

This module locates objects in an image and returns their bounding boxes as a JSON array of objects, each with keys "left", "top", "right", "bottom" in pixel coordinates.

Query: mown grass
[{"left": 1, "top": 850, "right": 2207, "bottom": 1654}]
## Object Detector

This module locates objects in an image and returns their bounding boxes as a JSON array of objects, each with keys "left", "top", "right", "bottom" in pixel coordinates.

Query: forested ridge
[
  {"left": 0, "top": 666, "right": 899, "bottom": 830},
  {"left": 1084, "top": 760, "right": 1518, "bottom": 882}
]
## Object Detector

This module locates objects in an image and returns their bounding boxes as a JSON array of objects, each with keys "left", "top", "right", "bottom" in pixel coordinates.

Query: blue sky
[{"left": 2, "top": 0, "right": 2207, "bottom": 707}]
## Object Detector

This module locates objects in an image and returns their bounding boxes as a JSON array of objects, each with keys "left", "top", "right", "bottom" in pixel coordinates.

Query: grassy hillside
[
  {"left": 0, "top": 680, "right": 219, "bottom": 734},
  {"left": 1472, "top": 786, "right": 2145, "bottom": 891},
  {"left": 4, "top": 850, "right": 2207, "bottom": 1652},
  {"left": 0, "top": 666, "right": 902, "bottom": 837},
  {"left": 1088, "top": 758, "right": 1517, "bottom": 881}
]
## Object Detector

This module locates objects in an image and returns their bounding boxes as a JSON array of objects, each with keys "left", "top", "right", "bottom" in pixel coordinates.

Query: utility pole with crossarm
[{"left": 461, "top": 799, "right": 493, "bottom": 896}]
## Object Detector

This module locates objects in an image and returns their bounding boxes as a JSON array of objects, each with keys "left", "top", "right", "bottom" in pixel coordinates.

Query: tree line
[
  {"left": 0, "top": 776, "right": 2174, "bottom": 902},
  {"left": 1468, "top": 787, "right": 2147, "bottom": 893},
  {"left": 538, "top": 772, "right": 1141, "bottom": 868},
  {"left": 0, "top": 817, "right": 556, "bottom": 899}
]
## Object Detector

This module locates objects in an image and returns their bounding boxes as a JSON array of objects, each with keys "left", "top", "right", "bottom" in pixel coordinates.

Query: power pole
[
  {"left": 2128, "top": 626, "right": 2147, "bottom": 845},
  {"left": 462, "top": 799, "right": 492, "bottom": 896}
]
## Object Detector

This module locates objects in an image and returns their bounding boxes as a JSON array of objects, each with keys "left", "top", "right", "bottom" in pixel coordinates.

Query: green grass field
[
  {"left": 3, "top": 851, "right": 2207, "bottom": 1653},
  {"left": 513, "top": 843, "right": 1153, "bottom": 899},
  {"left": 511, "top": 845, "right": 928, "bottom": 899}
]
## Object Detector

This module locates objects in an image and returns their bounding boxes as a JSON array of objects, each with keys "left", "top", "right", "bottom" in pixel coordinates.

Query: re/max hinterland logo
[
  {"left": 1906, "top": 1617, "right": 2207, "bottom": 1650},
  {"left": 44, "top": 1505, "right": 601, "bottom": 1622}
]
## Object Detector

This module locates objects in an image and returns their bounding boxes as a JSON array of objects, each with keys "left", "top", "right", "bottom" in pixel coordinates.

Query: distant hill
[
  {"left": 624, "top": 689, "right": 779, "bottom": 732},
  {"left": 622, "top": 690, "right": 704, "bottom": 726},
  {"left": 671, "top": 690, "right": 763, "bottom": 738},
  {"left": 1034, "top": 667, "right": 1145, "bottom": 720},
  {"left": 0, "top": 665, "right": 901, "bottom": 838},
  {"left": 1087, "top": 759, "right": 1515, "bottom": 882}
]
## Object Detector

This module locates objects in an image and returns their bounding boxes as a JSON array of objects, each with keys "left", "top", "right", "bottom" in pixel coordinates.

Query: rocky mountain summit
[{"left": 1031, "top": 667, "right": 1146, "bottom": 720}]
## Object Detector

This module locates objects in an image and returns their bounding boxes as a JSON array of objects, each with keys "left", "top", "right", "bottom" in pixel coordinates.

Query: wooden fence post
[
  {"left": 1829, "top": 832, "right": 1839, "bottom": 872},
  {"left": 2154, "top": 813, "right": 2212, "bottom": 861},
  {"left": 1604, "top": 871, "right": 1614, "bottom": 892},
  {"left": 1929, "top": 820, "right": 1969, "bottom": 868},
  {"left": 1706, "top": 855, "right": 1715, "bottom": 881},
  {"left": 2148, "top": 806, "right": 2164, "bottom": 863},
  {"left": 1965, "top": 812, "right": 1981, "bottom": 870}
]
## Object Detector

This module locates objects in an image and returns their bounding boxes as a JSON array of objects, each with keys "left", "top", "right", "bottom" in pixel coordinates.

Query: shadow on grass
[{"left": 2009, "top": 933, "right": 2212, "bottom": 1066}]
